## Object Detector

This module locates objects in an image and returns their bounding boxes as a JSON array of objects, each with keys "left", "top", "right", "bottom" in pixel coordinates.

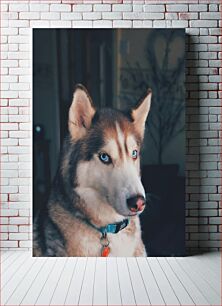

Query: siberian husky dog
[{"left": 33, "top": 84, "right": 152, "bottom": 257}]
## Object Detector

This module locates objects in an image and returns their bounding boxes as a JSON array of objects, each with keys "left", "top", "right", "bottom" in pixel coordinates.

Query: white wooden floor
[{"left": 1, "top": 251, "right": 220, "bottom": 306}]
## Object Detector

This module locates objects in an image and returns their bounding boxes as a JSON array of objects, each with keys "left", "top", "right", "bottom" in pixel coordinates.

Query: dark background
[{"left": 33, "top": 29, "right": 185, "bottom": 256}]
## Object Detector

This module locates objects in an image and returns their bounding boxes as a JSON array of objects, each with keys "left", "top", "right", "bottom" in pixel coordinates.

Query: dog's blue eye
[
  {"left": 132, "top": 150, "right": 138, "bottom": 160},
  {"left": 99, "top": 152, "right": 111, "bottom": 164}
]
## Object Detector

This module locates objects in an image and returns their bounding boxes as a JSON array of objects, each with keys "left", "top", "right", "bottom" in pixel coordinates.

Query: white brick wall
[{"left": 0, "top": 0, "right": 221, "bottom": 253}]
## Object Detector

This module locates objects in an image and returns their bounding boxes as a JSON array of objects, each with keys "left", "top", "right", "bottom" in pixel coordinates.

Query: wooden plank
[
  {"left": 1, "top": 252, "right": 29, "bottom": 289},
  {"left": 157, "top": 257, "right": 194, "bottom": 305},
  {"left": 107, "top": 257, "right": 121, "bottom": 306},
  {"left": 64, "top": 257, "right": 87, "bottom": 306},
  {"left": 93, "top": 258, "right": 107, "bottom": 306},
  {"left": 2, "top": 252, "right": 22, "bottom": 273},
  {"left": 117, "top": 257, "right": 136, "bottom": 305},
  {"left": 1, "top": 257, "right": 37, "bottom": 305},
  {"left": 79, "top": 257, "right": 96, "bottom": 306},
  {"left": 127, "top": 258, "right": 150, "bottom": 305},
  {"left": 176, "top": 257, "right": 221, "bottom": 305},
  {"left": 167, "top": 257, "right": 209, "bottom": 305},
  {"left": 195, "top": 253, "right": 219, "bottom": 274},
  {"left": 1, "top": 251, "right": 220, "bottom": 306},
  {"left": 0, "top": 251, "right": 14, "bottom": 263},
  {"left": 20, "top": 258, "right": 56, "bottom": 305},
  {"left": 186, "top": 256, "right": 220, "bottom": 294},
  {"left": 148, "top": 257, "right": 179, "bottom": 305},
  {"left": 137, "top": 258, "right": 165, "bottom": 305},
  {"left": 5, "top": 258, "right": 46, "bottom": 305},
  {"left": 50, "top": 258, "right": 77, "bottom": 305},
  {"left": 35, "top": 258, "right": 67, "bottom": 306}
]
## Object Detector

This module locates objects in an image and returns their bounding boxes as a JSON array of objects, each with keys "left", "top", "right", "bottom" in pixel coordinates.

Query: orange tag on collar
[{"left": 101, "top": 246, "right": 110, "bottom": 257}]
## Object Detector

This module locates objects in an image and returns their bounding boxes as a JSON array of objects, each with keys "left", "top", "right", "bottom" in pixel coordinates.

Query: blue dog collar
[{"left": 99, "top": 218, "right": 130, "bottom": 235}]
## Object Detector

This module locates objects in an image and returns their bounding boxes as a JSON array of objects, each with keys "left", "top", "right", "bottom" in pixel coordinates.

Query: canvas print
[{"left": 33, "top": 29, "right": 185, "bottom": 257}]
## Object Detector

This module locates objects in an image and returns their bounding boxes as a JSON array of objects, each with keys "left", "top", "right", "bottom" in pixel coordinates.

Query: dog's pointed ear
[
  {"left": 131, "top": 89, "right": 152, "bottom": 138},
  {"left": 68, "top": 84, "right": 96, "bottom": 140}
]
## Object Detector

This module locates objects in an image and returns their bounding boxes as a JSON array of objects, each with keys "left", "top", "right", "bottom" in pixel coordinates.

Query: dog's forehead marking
[
  {"left": 126, "top": 134, "right": 137, "bottom": 151},
  {"left": 102, "top": 139, "right": 119, "bottom": 160},
  {"left": 101, "top": 120, "right": 138, "bottom": 162},
  {"left": 115, "top": 122, "right": 125, "bottom": 159}
]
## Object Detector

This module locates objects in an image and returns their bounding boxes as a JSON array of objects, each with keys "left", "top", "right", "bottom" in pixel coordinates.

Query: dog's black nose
[{"left": 127, "top": 195, "right": 146, "bottom": 213}]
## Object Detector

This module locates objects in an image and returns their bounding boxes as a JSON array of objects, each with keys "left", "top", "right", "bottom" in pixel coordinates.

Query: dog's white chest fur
[{"left": 108, "top": 231, "right": 138, "bottom": 256}]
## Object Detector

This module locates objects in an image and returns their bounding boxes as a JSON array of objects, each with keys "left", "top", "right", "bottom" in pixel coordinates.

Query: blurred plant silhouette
[{"left": 120, "top": 30, "right": 185, "bottom": 164}]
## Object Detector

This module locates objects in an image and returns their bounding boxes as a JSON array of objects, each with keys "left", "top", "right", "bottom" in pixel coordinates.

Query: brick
[
  {"left": 72, "top": 20, "right": 93, "bottom": 28},
  {"left": 200, "top": 12, "right": 221, "bottom": 20},
  {"left": 73, "top": 4, "right": 92, "bottom": 12},
  {"left": 153, "top": 20, "right": 171, "bottom": 28},
  {"left": 9, "top": 233, "right": 28, "bottom": 240},
  {"left": 180, "top": 12, "right": 198, "bottom": 20},
  {"left": 189, "top": 4, "right": 207, "bottom": 11},
  {"left": 133, "top": 5, "right": 142, "bottom": 12},
  {"left": 93, "top": 4, "right": 111, "bottom": 11},
  {"left": 172, "top": 20, "right": 188, "bottom": 28},
  {"left": 132, "top": 20, "right": 141, "bottom": 27},
  {"left": 113, "top": 20, "right": 132, "bottom": 27},
  {"left": 102, "top": 12, "right": 122, "bottom": 19},
  {"left": 19, "top": 226, "right": 30, "bottom": 233},
  {"left": 61, "top": 12, "right": 82, "bottom": 20},
  {"left": 143, "top": 5, "right": 165, "bottom": 12},
  {"left": 83, "top": 12, "right": 102, "bottom": 19},
  {"left": 2, "top": 60, "right": 18, "bottom": 68},
  {"left": 210, "top": 233, "right": 221, "bottom": 240},
  {"left": 209, "top": 4, "right": 219, "bottom": 11},
  {"left": 9, "top": 99, "right": 29, "bottom": 107},
  {"left": 1, "top": 208, "right": 18, "bottom": 216},
  {"left": 1, "top": 138, "right": 18, "bottom": 146},
  {"left": 142, "top": 20, "right": 152, "bottom": 27},
  {"left": 199, "top": 209, "right": 218, "bottom": 217},
  {"left": 209, "top": 28, "right": 221, "bottom": 35},
  {"left": 9, "top": 4, "right": 28, "bottom": 11},
  {"left": 9, "top": 20, "right": 29, "bottom": 28},
  {"left": 50, "top": 21, "right": 72, "bottom": 28},
  {"left": 191, "top": 233, "right": 209, "bottom": 241},
  {"left": 166, "top": 5, "right": 188, "bottom": 12},
  {"left": 30, "top": 4, "right": 49, "bottom": 11},
  {"left": 8, "top": 146, "right": 30, "bottom": 154},
  {"left": 19, "top": 12, "right": 40, "bottom": 20},
  {"left": 9, "top": 115, "right": 29, "bottom": 123},
  {"left": 19, "top": 241, "right": 31, "bottom": 248},
  {"left": 9, "top": 68, "right": 30, "bottom": 75},
  {"left": 1, "top": 123, "right": 18, "bottom": 131},
  {"left": 1, "top": 4, "right": 8, "bottom": 11},
  {"left": 19, "top": 209, "right": 29, "bottom": 217},
  {"left": 209, "top": 60, "right": 221, "bottom": 67},
  {"left": 199, "top": 241, "right": 221, "bottom": 248},
  {"left": 123, "top": 12, "right": 164, "bottom": 19},
  {"left": 9, "top": 217, "right": 29, "bottom": 225},
  {"left": 41, "top": 12, "right": 60, "bottom": 20},
  {"left": 190, "top": 20, "right": 217, "bottom": 28},
  {"left": 1, "top": 28, "right": 18, "bottom": 36},
  {"left": 200, "top": 202, "right": 218, "bottom": 209},
  {"left": 50, "top": 4, "right": 71, "bottom": 12},
  {"left": 0, "top": 218, "right": 8, "bottom": 225},
  {"left": 199, "top": 225, "right": 217, "bottom": 233},
  {"left": 93, "top": 20, "right": 112, "bottom": 28},
  {"left": 1, "top": 241, "right": 18, "bottom": 247},
  {"left": 165, "top": 13, "right": 178, "bottom": 20},
  {"left": 112, "top": 4, "right": 132, "bottom": 11}
]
